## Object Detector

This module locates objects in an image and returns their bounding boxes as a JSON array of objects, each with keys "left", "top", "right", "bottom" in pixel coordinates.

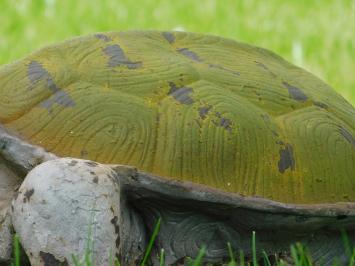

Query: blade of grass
[
  {"left": 109, "top": 250, "right": 120, "bottom": 266},
  {"left": 349, "top": 247, "right": 355, "bottom": 266},
  {"left": 227, "top": 242, "right": 237, "bottom": 266},
  {"left": 252, "top": 231, "right": 258, "bottom": 266},
  {"left": 114, "top": 257, "right": 121, "bottom": 266},
  {"left": 298, "top": 243, "right": 312, "bottom": 266},
  {"left": 291, "top": 244, "right": 300, "bottom": 266},
  {"left": 341, "top": 229, "right": 352, "bottom": 259},
  {"left": 277, "top": 259, "right": 286, "bottom": 266},
  {"left": 159, "top": 248, "right": 165, "bottom": 266},
  {"left": 141, "top": 217, "right": 161, "bottom": 266},
  {"left": 290, "top": 242, "right": 312, "bottom": 266},
  {"left": 84, "top": 218, "right": 93, "bottom": 266},
  {"left": 239, "top": 249, "right": 245, "bottom": 266},
  {"left": 189, "top": 246, "right": 206, "bottom": 266},
  {"left": 262, "top": 251, "right": 272, "bottom": 266},
  {"left": 13, "top": 234, "right": 20, "bottom": 266},
  {"left": 71, "top": 254, "right": 81, "bottom": 266}
]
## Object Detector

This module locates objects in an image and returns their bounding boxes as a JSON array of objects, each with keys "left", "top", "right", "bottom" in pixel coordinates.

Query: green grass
[
  {"left": 8, "top": 213, "right": 355, "bottom": 266},
  {"left": 11, "top": 219, "right": 355, "bottom": 266},
  {"left": 141, "top": 217, "right": 161, "bottom": 266},
  {"left": 0, "top": 0, "right": 354, "bottom": 105}
]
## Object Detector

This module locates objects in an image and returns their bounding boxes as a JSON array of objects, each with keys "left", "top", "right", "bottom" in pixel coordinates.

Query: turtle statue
[{"left": 0, "top": 31, "right": 354, "bottom": 265}]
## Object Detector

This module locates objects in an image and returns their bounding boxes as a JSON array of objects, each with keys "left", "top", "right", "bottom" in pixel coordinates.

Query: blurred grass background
[{"left": 0, "top": 0, "right": 354, "bottom": 105}]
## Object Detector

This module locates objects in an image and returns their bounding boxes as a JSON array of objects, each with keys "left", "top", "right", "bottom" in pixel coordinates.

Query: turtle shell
[{"left": 0, "top": 31, "right": 354, "bottom": 204}]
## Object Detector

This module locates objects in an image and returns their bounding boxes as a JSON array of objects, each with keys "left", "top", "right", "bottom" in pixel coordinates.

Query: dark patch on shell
[
  {"left": 198, "top": 106, "right": 211, "bottom": 120},
  {"left": 209, "top": 63, "right": 240, "bottom": 76},
  {"left": 111, "top": 216, "right": 120, "bottom": 248},
  {"left": 39, "top": 90, "right": 75, "bottom": 112},
  {"left": 28, "top": 61, "right": 48, "bottom": 84},
  {"left": 95, "top": 33, "right": 112, "bottom": 42},
  {"left": 177, "top": 48, "right": 202, "bottom": 62},
  {"left": 23, "top": 188, "right": 34, "bottom": 203},
  {"left": 220, "top": 117, "right": 233, "bottom": 132},
  {"left": 103, "top": 44, "right": 142, "bottom": 69},
  {"left": 68, "top": 160, "right": 78, "bottom": 167},
  {"left": 339, "top": 127, "right": 355, "bottom": 146},
  {"left": 278, "top": 144, "right": 295, "bottom": 173},
  {"left": 85, "top": 161, "right": 99, "bottom": 167},
  {"left": 313, "top": 101, "right": 328, "bottom": 109},
  {"left": 282, "top": 82, "right": 308, "bottom": 102},
  {"left": 215, "top": 112, "right": 233, "bottom": 132},
  {"left": 39, "top": 251, "right": 68, "bottom": 266},
  {"left": 162, "top": 32, "right": 175, "bottom": 44},
  {"left": 168, "top": 82, "right": 194, "bottom": 105},
  {"left": 27, "top": 61, "right": 75, "bottom": 111},
  {"left": 92, "top": 176, "right": 99, "bottom": 184}
]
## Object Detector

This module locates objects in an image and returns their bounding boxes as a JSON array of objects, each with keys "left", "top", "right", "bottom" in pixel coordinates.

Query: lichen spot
[
  {"left": 103, "top": 44, "right": 142, "bottom": 69},
  {"left": 278, "top": 144, "right": 295, "bottom": 173},
  {"left": 282, "top": 82, "right": 308, "bottom": 102},
  {"left": 162, "top": 32, "right": 175, "bottom": 44},
  {"left": 177, "top": 48, "right": 202, "bottom": 62},
  {"left": 168, "top": 82, "right": 194, "bottom": 105}
]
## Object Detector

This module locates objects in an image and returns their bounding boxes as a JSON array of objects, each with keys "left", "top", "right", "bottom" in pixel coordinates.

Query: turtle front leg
[
  {"left": 11, "top": 158, "right": 146, "bottom": 266},
  {"left": 0, "top": 155, "right": 21, "bottom": 262}
]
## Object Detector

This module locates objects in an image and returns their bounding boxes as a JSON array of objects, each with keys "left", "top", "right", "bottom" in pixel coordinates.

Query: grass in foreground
[{"left": 11, "top": 218, "right": 355, "bottom": 266}]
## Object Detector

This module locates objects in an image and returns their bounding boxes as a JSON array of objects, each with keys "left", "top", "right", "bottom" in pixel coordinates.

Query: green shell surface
[{"left": 0, "top": 31, "right": 354, "bottom": 204}]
